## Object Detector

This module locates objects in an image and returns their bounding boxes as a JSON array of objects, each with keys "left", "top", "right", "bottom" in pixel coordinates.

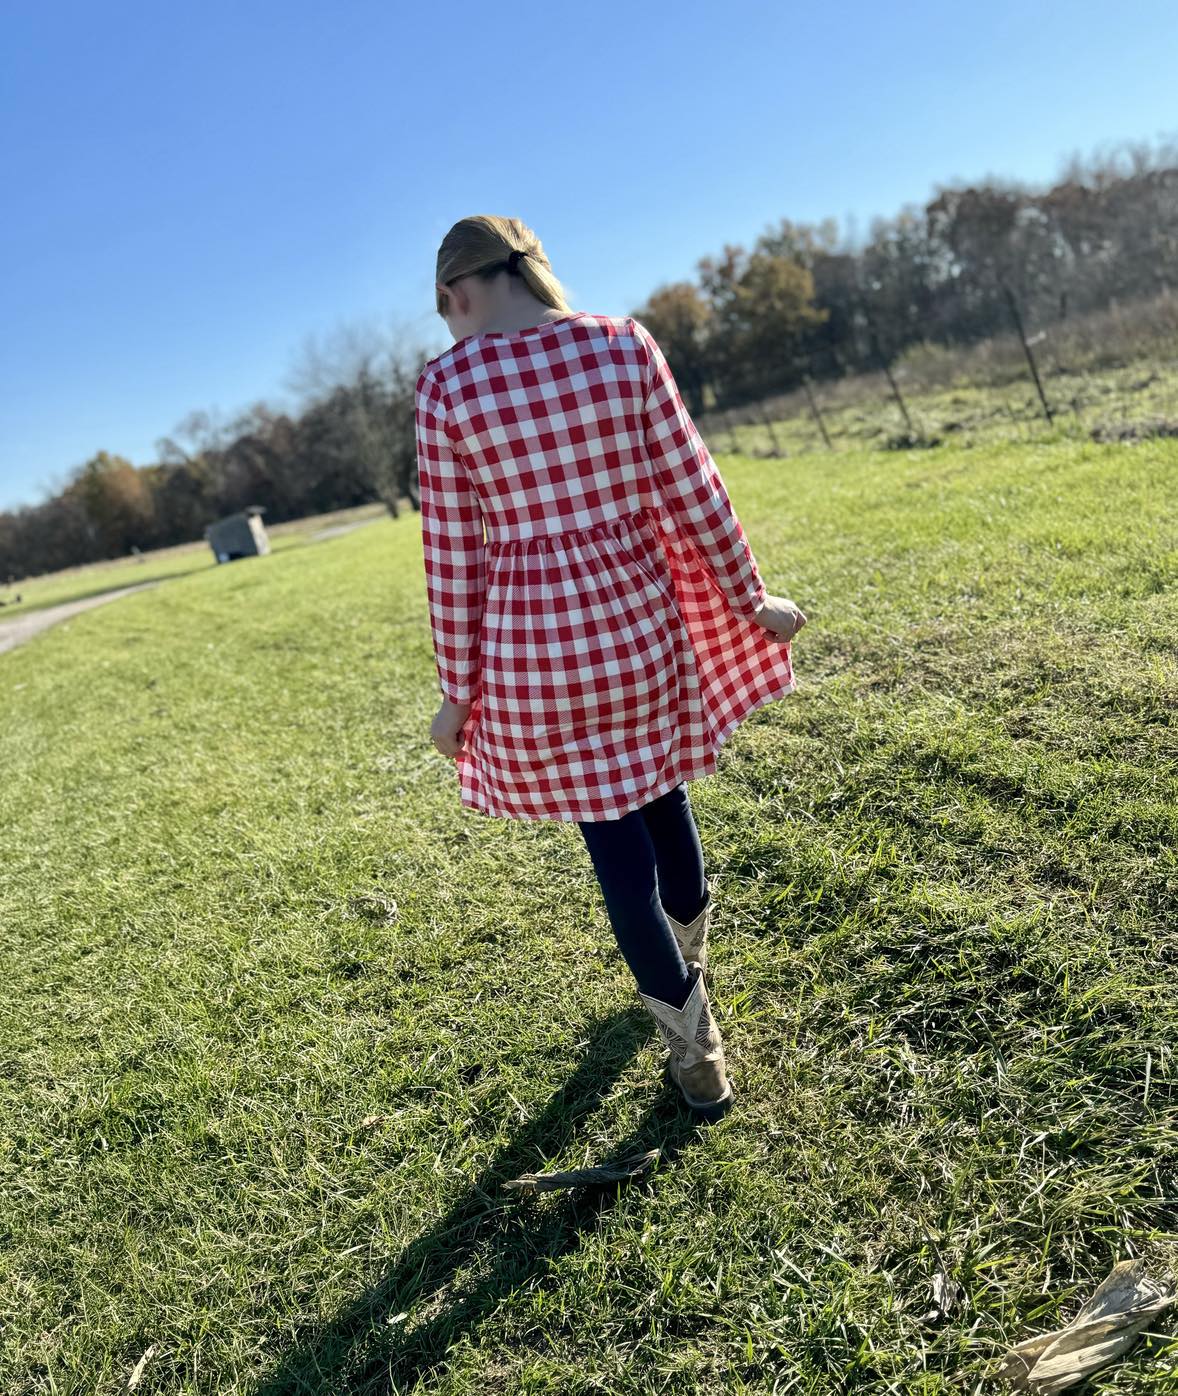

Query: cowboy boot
[
  {"left": 637, "top": 959, "right": 735, "bottom": 1122},
  {"left": 664, "top": 878, "right": 712, "bottom": 976}
]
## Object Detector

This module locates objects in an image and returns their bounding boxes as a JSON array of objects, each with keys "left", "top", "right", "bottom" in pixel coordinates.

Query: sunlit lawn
[
  {"left": 1, "top": 429, "right": 1175, "bottom": 1393},
  {"left": 0, "top": 501, "right": 390, "bottom": 618}
]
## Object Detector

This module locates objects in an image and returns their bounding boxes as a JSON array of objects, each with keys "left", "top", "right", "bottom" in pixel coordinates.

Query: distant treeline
[
  {"left": 3, "top": 137, "right": 1175, "bottom": 582},
  {"left": 0, "top": 367, "right": 420, "bottom": 584}
]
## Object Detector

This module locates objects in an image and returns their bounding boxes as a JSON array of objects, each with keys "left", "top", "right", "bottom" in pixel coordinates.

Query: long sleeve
[
  {"left": 631, "top": 317, "right": 767, "bottom": 619},
  {"left": 415, "top": 365, "right": 487, "bottom": 704}
]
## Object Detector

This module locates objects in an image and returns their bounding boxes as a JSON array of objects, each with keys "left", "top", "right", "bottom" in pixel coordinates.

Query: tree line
[{"left": 3, "top": 135, "right": 1175, "bottom": 583}]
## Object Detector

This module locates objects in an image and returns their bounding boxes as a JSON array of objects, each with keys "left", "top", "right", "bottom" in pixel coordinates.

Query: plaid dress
[{"left": 414, "top": 310, "right": 797, "bottom": 822}]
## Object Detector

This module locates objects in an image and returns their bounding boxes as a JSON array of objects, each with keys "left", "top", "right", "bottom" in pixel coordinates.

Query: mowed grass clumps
[{"left": 0, "top": 433, "right": 1175, "bottom": 1394}]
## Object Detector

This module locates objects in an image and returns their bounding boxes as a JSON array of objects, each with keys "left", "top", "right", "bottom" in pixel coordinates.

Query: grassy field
[
  {"left": 718, "top": 343, "right": 1178, "bottom": 458},
  {"left": 1, "top": 431, "right": 1176, "bottom": 1393},
  {"left": 0, "top": 502, "right": 390, "bottom": 618}
]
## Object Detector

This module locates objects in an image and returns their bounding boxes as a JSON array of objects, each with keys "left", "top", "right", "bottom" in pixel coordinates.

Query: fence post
[
  {"left": 722, "top": 412, "right": 741, "bottom": 456},
  {"left": 757, "top": 403, "right": 786, "bottom": 457},
  {"left": 870, "top": 329, "right": 915, "bottom": 435},
  {"left": 801, "top": 373, "right": 833, "bottom": 450},
  {"left": 1001, "top": 282, "right": 1054, "bottom": 424}
]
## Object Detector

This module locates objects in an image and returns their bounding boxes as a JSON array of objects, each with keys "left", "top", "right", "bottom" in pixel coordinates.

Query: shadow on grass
[{"left": 255, "top": 1006, "right": 708, "bottom": 1395}]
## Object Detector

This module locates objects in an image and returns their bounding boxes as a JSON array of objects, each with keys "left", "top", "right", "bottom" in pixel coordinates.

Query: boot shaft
[
  {"left": 637, "top": 959, "right": 734, "bottom": 1119},
  {"left": 663, "top": 877, "right": 712, "bottom": 971}
]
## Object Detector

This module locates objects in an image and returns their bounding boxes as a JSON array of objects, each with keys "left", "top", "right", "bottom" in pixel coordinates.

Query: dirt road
[
  {"left": 1, "top": 512, "right": 384, "bottom": 657},
  {"left": 0, "top": 580, "right": 161, "bottom": 656}
]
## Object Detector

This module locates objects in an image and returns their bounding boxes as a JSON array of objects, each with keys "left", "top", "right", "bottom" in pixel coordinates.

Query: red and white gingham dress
[{"left": 414, "top": 310, "right": 797, "bottom": 822}]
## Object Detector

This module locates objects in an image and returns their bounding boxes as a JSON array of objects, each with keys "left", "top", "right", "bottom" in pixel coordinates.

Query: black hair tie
[{"left": 507, "top": 249, "right": 527, "bottom": 274}]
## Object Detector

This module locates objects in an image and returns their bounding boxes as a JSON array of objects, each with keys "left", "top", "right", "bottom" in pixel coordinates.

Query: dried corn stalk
[
  {"left": 996, "top": 1257, "right": 1176, "bottom": 1393},
  {"left": 504, "top": 1148, "right": 662, "bottom": 1192}
]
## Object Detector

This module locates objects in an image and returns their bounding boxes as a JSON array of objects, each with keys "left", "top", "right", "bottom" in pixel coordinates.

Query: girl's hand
[
  {"left": 751, "top": 594, "right": 807, "bottom": 643},
  {"left": 431, "top": 698, "right": 472, "bottom": 757}
]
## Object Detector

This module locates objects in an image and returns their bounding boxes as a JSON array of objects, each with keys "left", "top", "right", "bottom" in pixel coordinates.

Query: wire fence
[{"left": 700, "top": 288, "right": 1178, "bottom": 460}]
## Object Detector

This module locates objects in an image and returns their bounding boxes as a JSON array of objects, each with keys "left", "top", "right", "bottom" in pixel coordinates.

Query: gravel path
[
  {"left": 308, "top": 516, "right": 384, "bottom": 542},
  {"left": 1, "top": 514, "right": 384, "bottom": 657},
  {"left": 0, "top": 580, "right": 161, "bottom": 656}
]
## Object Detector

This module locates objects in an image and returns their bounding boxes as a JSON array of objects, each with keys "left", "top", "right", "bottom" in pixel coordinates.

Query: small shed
[{"left": 205, "top": 506, "right": 271, "bottom": 563}]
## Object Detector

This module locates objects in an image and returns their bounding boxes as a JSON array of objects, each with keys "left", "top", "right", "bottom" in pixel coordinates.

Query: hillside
[{"left": 1, "top": 432, "right": 1175, "bottom": 1392}]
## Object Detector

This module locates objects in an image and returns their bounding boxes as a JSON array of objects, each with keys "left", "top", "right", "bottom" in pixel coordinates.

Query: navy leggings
[{"left": 576, "top": 781, "right": 708, "bottom": 1010}]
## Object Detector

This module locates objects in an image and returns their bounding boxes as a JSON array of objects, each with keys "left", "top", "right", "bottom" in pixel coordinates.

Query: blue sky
[{"left": 2, "top": 0, "right": 1176, "bottom": 512}]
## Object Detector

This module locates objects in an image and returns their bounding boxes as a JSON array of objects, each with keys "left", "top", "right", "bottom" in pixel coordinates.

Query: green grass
[
  {"left": 0, "top": 502, "right": 389, "bottom": 617},
  {"left": 1, "top": 432, "right": 1176, "bottom": 1394},
  {"left": 721, "top": 354, "right": 1178, "bottom": 458}
]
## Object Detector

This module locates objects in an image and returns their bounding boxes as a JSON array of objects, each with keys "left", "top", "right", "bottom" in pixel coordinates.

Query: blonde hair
[{"left": 434, "top": 215, "right": 570, "bottom": 318}]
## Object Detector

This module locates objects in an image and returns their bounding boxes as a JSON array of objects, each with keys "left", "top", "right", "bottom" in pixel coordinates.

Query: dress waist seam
[{"left": 485, "top": 506, "right": 659, "bottom": 551}]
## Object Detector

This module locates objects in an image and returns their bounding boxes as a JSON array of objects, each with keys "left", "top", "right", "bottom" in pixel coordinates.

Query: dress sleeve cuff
[
  {"left": 734, "top": 577, "right": 767, "bottom": 620},
  {"left": 440, "top": 680, "right": 475, "bottom": 706}
]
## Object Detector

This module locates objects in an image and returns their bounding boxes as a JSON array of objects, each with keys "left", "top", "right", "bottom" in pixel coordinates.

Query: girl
[{"left": 415, "top": 215, "right": 806, "bottom": 1123}]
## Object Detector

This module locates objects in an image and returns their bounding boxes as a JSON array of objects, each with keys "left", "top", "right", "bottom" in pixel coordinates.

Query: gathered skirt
[{"left": 450, "top": 503, "right": 796, "bottom": 822}]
